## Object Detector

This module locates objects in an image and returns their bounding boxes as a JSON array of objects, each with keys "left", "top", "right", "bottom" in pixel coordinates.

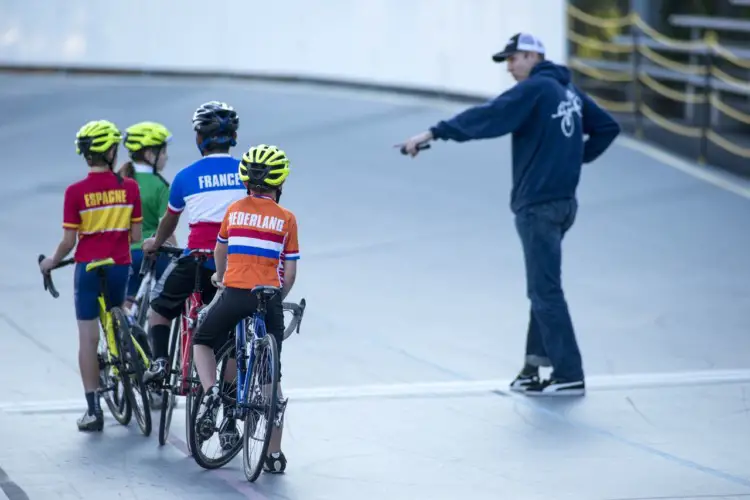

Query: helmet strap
[{"left": 150, "top": 147, "right": 162, "bottom": 174}]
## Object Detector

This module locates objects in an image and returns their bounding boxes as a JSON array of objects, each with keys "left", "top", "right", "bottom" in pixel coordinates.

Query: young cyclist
[
  {"left": 118, "top": 121, "right": 178, "bottom": 409},
  {"left": 39, "top": 120, "right": 143, "bottom": 432},
  {"left": 141, "top": 102, "right": 246, "bottom": 383},
  {"left": 118, "top": 121, "right": 177, "bottom": 317},
  {"left": 192, "top": 144, "right": 299, "bottom": 474}
]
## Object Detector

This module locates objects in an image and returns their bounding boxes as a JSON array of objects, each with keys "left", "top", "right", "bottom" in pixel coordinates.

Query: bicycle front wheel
[
  {"left": 112, "top": 307, "right": 152, "bottom": 437},
  {"left": 243, "top": 333, "right": 280, "bottom": 483}
]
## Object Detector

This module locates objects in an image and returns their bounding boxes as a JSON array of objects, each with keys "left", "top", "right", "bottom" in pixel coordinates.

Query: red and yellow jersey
[
  {"left": 63, "top": 171, "right": 143, "bottom": 265},
  {"left": 217, "top": 194, "right": 300, "bottom": 290}
]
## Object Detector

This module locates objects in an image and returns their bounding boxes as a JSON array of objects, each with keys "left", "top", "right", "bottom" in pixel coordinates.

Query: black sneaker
[
  {"left": 525, "top": 378, "right": 585, "bottom": 397},
  {"left": 509, "top": 372, "right": 540, "bottom": 392},
  {"left": 263, "top": 451, "right": 287, "bottom": 474},
  {"left": 77, "top": 410, "right": 104, "bottom": 432}
]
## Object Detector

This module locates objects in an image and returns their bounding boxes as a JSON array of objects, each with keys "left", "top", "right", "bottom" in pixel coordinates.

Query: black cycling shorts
[
  {"left": 193, "top": 286, "right": 286, "bottom": 377},
  {"left": 149, "top": 256, "right": 218, "bottom": 321}
]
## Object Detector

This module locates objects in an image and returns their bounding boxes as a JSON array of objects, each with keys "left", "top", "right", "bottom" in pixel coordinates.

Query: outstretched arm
[
  {"left": 397, "top": 82, "right": 540, "bottom": 156},
  {"left": 430, "top": 82, "right": 539, "bottom": 142}
]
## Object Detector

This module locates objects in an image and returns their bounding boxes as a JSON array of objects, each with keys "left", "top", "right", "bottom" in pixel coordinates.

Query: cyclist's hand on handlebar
[
  {"left": 39, "top": 257, "right": 55, "bottom": 274},
  {"left": 210, "top": 272, "right": 225, "bottom": 289},
  {"left": 141, "top": 237, "right": 158, "bottom": 255}
]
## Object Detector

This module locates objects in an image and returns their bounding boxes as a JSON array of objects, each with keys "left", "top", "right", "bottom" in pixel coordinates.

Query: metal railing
[{"left": 567, "top": 4, "right": 750, "bottom": 165}]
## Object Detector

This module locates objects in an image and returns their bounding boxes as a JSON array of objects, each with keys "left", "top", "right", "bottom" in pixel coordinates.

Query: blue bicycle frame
[{"left": 233, "top": 309, "right": 269, "bottom": 420}]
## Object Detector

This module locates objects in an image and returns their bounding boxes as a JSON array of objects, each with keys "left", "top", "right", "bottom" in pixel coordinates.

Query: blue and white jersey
[{"left": 167, "top": 153, "right": 246, "bottom": 250}]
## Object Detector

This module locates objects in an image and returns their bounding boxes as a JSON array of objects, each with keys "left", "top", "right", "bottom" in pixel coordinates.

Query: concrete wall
[{"left": 0, "top": 0, "right": 567, "bottom": 98}]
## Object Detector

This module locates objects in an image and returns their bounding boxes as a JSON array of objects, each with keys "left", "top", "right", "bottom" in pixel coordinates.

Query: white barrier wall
[{"left": 0, "top": 0, "right": 567, "bottom": 98}]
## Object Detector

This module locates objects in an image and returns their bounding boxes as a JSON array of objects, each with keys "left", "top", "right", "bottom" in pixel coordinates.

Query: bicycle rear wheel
[
  {"left": 112, "top": 307, "right": 152, "bottom": 436},
  {"left": 243, "top": 333, "right": 280, "bottom": 482},
  {"left": 98, "top": 344, "right": 132, "bottom": 425},
  {"left": 98, "top": 312, "right": 132, "bottom": 425},
  {"left": 158, "top": 319, "right": 181, "bottom": 446},
  {"left": 189, "top": 339, "right": 244, "bottom": 470}
]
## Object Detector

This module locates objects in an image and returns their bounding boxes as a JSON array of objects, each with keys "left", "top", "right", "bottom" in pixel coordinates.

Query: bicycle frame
[
  {"left": 88, "top": 259, "right": 150, "bottom": 369},
  {"left": 175, "top": 248, "right": 214, "bottom": 395},
  {"left": 130, "top": 262, "right": 156, "bottom": 323},
  {"left": 177, "top": 289, "right": 203, "bottom": 394},
  {"left": 233, "top": 303, "right": 270, "bottom": 420}
]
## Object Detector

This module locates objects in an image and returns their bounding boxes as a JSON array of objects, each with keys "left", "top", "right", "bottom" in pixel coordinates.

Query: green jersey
[{"left": 131, "top": 166, "right": 170, "bottom": 250}]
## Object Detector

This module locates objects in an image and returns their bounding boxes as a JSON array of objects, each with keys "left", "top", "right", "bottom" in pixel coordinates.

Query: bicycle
[
  {"left": 130, "top": 246, "right": 183, "bottom": 330},
  {"left": 128, "top": 244, "right": 186, "bottom": 422},
  {"left": 189, "top": 286, "right": 306, "bottom": 480},
  {"left": 39, "top": 254, "right": 153, "bottom": 436},
  {"left": 154, "top": 247, "right": 215, "bottom": 450}
]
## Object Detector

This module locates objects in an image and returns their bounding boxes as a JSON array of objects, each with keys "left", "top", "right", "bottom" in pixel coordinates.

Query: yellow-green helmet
[
  {"left": 75, "top": 120, "right": 122, "bottom": 156},
  {"left": 239, "top": 144, "right": 291, "bottom": 188},
  {"left": 124, "top": 121, "right": 172, "bottom": 152}
]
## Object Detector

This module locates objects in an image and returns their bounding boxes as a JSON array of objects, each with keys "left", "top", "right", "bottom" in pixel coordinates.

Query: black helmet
[{"left": 192, "top": 101, "right": 239, "bottom": 151}]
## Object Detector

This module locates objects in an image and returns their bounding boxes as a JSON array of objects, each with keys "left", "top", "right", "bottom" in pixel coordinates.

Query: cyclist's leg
[
  {"left": 73, "top": 263, "right": 105, "bottom": 431},
  {"left": 198, "top": 262, "right": 219, "bottom": 308},
  {"left": 192, "top": 287, "right": 250, "bottom": 429},
  {"left": 192, "top": 287, "right": 247, "bottom": 392},
  {"left": 145, "top": 256, "right": 196, "bottom": 380},
  {"left": 103, "top": 264, "right": 130, "bottom": 312},
  {"left": 103, "top": 264, "right": 153, "bottom": 359},
  {"left": 263, "top": 294, "right": 287, "bottom": 465}
]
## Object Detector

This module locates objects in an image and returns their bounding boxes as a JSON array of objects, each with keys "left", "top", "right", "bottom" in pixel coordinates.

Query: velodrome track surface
[{"left": 0, "top": 72, "right": 749, "bottom": 500}]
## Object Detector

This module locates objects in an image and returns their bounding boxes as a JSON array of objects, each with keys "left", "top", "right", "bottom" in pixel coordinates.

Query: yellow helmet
[
  {"left": 239, "top": 144, "right": 291, "bottom": 188},
  {"left": 124, "top": 121, "right": 172, "bottom": 152},
  {"left": 75, "top": 120, "right": 122, "bottom": 156}
]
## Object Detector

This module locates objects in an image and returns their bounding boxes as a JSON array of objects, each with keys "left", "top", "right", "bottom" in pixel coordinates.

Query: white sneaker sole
[{"left": 525, "top": 388, "right": 585, "bottom": 397}]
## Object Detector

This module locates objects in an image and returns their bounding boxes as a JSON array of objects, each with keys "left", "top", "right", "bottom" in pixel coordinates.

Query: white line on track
[
  {"left": 616, "top": 135, "right": 750, "bottom": 200},
  {"left": 2, "top": 368, "right": 749, "bottom": 413}
]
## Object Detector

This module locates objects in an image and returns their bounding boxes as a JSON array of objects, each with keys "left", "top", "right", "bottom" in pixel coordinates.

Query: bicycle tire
[
  {"left": 98, "top": 351, "right": 132, "bottom": 425},
  {"left": 243, "top": 333, "right": 280, "bottom": 482},
  {"left": 184, "top": 328, "right": 198, "bottom": 456},
  {"left": 112, "top": 307, "right": 152, "bottom": 437},
  {"left": 158, "top": 319, "right": 181, "bottom": 446},
  {"left": 98, "top": 313, "right": 132, "bottom": 426},
  {"left": 188, "top": 339, "right": 244, "bottom": 469},
  {"left": 180, "top": 326, "right": 200, "bottom": 456}
]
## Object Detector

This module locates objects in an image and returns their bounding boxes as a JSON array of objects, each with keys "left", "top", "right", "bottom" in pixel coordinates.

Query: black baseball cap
[{"left": 492, "top": 32, "right": 546, "bottom": 62}]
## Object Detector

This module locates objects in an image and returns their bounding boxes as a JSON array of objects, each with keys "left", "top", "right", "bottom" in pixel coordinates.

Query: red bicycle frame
[{"left": 175, "top": 249, "right": 213, "bottom": 395}]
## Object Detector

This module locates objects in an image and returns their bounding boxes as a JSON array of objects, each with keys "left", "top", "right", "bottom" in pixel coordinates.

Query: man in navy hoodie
[{"left": 398, "top": 33, "right": 620, "bottom": 396}]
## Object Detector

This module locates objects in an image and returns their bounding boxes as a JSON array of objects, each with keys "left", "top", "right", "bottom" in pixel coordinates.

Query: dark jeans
[{"left": 514, "top": 198, "right": 584, "bottom": 381}]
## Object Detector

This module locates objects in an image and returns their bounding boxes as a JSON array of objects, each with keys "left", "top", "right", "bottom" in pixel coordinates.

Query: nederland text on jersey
[{"left": 65, "top": 188, "right": 137, "bottom": 235}]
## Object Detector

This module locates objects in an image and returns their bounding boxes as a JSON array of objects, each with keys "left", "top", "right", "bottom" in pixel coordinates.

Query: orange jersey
[{"left": 217, "top": 194, "right": 300, "bottom": 290}]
